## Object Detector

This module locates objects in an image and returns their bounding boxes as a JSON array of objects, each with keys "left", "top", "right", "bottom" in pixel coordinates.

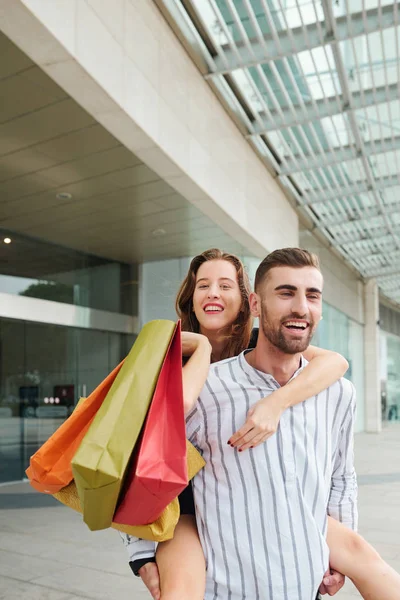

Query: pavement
[{"left": 0, "top": 425, "right": 399, "bottom": 600}]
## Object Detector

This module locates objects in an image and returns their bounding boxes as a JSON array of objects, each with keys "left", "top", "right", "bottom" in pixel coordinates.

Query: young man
[{"left": 126, "top": 248, "right": 357, "bottom": 599}]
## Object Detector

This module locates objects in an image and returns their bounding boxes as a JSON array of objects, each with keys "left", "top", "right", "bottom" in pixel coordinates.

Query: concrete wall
[{"left": 0, "top": 0, "right": 299, "bottom": 258}]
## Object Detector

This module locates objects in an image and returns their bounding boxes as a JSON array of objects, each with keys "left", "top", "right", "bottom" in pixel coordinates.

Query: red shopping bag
[
  {"left": 113, "top": 321, "right": 187, "bottom": 526},
  {"left": 26, "top": 360, "right": 124, "bottom": 494}
]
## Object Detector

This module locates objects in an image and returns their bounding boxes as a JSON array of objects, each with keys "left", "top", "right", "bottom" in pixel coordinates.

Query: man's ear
[{"left": 249, "top": 292, "right": 261, "bottom": 318}]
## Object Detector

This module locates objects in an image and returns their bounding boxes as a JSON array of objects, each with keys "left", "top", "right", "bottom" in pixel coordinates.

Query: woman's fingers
[
  {"left": 227, "top": 421, "right": 253, "bottom": 446},
  {"left": 229, "top": 399, "right": 283, "bottom": 448},
  {"left": 138, "top": 562, "right": 161, "bottom": 600},
  {"left": 237, "top": 431, "right": 272, "bottom": 452}
]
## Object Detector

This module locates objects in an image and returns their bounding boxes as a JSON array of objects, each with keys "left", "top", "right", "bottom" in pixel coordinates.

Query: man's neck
[{"left": 245, "top": 334, "right": 302, "bottom": 386}]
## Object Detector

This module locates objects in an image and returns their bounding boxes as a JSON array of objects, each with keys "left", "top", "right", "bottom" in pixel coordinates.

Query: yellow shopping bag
[
  {"left": 71, "top": 320, "right": 176, "bottom": 531},
  {"left": 54, "top": 441, "right": 205, "bottom": 542}
]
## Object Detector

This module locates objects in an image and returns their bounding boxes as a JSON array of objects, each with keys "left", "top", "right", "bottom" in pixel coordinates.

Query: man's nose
[{"left": 291, "top": 294, "right": 308, "bottom": 315}]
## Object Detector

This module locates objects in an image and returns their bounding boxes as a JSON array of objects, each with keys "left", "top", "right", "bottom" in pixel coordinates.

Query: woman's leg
[
  {"left": 327, "top": 515, "right": 400, "bottom": 600},
  {"left": 156, "top": 515, "right": 206, "bottom": 600}
]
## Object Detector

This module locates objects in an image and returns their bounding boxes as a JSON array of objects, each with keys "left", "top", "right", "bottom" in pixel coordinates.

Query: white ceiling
[{"left": 0, "top": 31, "right": 248, "bottom": 265}]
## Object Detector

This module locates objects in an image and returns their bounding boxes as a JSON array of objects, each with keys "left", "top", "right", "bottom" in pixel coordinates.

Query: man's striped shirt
[{"left": 124, "top": 350, "right": 357, "bottom": 600}]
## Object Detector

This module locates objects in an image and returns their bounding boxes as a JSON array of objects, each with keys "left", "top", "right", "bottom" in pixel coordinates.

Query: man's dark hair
[{"left": 254, "top": 248, "right": 321, "bottom": 292}]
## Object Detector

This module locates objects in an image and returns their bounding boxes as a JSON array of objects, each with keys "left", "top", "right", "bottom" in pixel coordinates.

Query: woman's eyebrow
[{"left": 196, "top": 277, "right": 235, "bottom": 284}]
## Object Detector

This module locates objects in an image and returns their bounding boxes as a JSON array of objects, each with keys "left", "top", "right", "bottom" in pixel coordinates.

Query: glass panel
[
  {"left": 354, "top": 100, "right": 400, "bottom": 143},
  {"left": 76, "top": 329, "right": 110, "bottom": 398},
  {"left": 382, "top": 333, "right": 400, "bottom": 423},
  {"left": 296, "top": 46, "right": 341, "bottom": 101},
  {"left": 140, "top": 257, "right": 192, "bottom": 324},
  {"left": 314, "top": 302, "right": 349, "bottom": 359},
  {"left": 0, "top": 317, "right": 135, "bottom": 483},
  {"left": 340, "top": 27, "right": 400, "bottom": 93},
  {"left": 20, "top": 322, "right": 77, "bottom": 476},
  {"left": 348, "top": 320, "right": 365, "bottom": 433},
  {"left": 371, "top": 149, "right": 400, "bottom": 179},
  {"left": 0, "top": 319, "right": 25, "bottom": 483},
  {"left": 0, "top": 229, "right": 137, "bottom": 315}
]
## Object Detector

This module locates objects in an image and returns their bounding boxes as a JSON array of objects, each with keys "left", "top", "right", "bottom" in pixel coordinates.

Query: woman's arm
[
  {"left": 287, "top": 345, "right": 349, "bottom": 403},
  {"left": 181, "top": 332, "right": 212, "bottom": 415},
  {"left": 229, "top": 347, "right": 348, "bottom": 451}
]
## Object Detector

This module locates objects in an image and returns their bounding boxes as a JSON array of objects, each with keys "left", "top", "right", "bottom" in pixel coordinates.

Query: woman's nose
[{"left": 207, "top": 284, "right": 220, "bottom": 298}]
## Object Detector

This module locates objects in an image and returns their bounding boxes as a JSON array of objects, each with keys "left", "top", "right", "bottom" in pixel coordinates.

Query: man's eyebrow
[
  {"left": 274, "top": 284, "right": 322, "bottom": 294},
  {"left": 274, "top": 284, "right": 297, "bottom": 291}
]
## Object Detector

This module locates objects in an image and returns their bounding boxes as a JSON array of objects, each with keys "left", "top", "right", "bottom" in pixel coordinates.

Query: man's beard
[{"left": 259, "top": 305, "right": 315, "bottom": 354}]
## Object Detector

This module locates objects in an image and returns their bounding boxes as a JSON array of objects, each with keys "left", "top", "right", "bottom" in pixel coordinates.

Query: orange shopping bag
[
  {"left": 26, "top": 360, "right": 124, "bottom": 494},
  {"left": 113, "top": 321, "right": 187, "bottom": 526}
]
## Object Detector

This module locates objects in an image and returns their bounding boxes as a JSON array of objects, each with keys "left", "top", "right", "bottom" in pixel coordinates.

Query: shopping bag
[
  {"left": 113, "top": 320, "right": 186, "bottom": 526},
  {"left": 53, "top": 440, "right": 205, "bottom": 542},
  {"left": 71, "top": 319, "right": 176, "bottom": 531},
  {"left": 26, "top": 360, "right": 124, "bottom": 494}
]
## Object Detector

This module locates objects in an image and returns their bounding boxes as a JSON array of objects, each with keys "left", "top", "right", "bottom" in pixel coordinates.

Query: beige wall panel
[{"left": 0, "top": 0, "right": 299, "bottom": 258}]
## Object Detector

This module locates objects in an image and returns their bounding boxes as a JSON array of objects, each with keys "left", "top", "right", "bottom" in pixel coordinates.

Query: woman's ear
[{"left": 249, "top": 292, "right": 261, "bottom": 318}]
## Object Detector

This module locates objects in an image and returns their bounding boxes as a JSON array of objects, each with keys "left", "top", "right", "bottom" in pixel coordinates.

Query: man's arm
[{"left": 328, "top": 381, "right": 358, "bottom": 530}]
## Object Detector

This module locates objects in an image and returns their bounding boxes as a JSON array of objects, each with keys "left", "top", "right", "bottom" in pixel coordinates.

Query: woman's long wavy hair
[{"left": 175, "top": 249, "right": 253, "bottom": 360}]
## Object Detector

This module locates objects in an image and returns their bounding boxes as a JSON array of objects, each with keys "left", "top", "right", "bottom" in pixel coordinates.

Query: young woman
[{"left": 136, "top": 249, "right": 400, "bottom": 600}]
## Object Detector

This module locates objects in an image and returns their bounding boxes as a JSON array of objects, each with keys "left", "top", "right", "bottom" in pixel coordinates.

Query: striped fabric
[{"left": 125, "top": 351, "right": 358, "bottom": 600}]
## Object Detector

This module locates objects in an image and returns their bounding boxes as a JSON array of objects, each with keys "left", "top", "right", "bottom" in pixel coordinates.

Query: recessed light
[
  {"left": 151, "top": 228, "right": 166, "bottom": 237},
  {"left": 56, "top": 192, "right": 72, "bottom": 200},
  {"left": 3, "top": 237, "right": 11, "bottom": 244}
]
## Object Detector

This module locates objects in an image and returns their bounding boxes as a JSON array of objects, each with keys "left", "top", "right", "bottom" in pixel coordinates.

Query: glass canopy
[{"left": 160, "top": 0, "right": 400, "bottom": 303}]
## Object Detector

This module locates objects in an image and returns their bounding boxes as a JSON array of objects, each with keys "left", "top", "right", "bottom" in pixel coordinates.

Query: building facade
[{"left": 0, "top": 0, "right": 397, "bottom": 483}]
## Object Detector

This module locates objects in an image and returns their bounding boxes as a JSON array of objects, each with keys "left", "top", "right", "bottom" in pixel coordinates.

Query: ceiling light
[
  {"left": 3, "top": 237, "right": 11, "bottom": 244},
  {"left": 151, "top": 228, "right": 166, "bottom": 237},
  {"left": 56, "top": 192, "right": 72, "bottom": 200}
]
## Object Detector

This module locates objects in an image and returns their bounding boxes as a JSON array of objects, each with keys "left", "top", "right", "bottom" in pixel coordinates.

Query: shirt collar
[{"left": 238, "top": 349, "right": 308, "bottom": 389}]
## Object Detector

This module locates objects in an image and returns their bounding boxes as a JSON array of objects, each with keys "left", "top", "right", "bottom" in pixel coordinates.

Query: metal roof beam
[
  {"left": 380, "top": 283, "right": 400, "bottom": 293},
  {"left": 278, "top": 136, "right": 400, "bottom": 175},
  {"left": 330, "top": 224, "right": 400, "bottom": 244},
  {"left": 208, "top": 3, "right": 399, "bottom": 74},
  {"left": 362, "top": 261, "right": 400, "bottom": 278},
  {"left": 248, "top": 83, "right": 398, "bottom": 133},
  {"left": 302, "top": 174, "right": 400, "bottom": 204},
  {"left": 316, "top": 203, "right": 400, "bottom": 226},
  {"left": 343, "top": 231, "right": 400, "bottom": 248}
]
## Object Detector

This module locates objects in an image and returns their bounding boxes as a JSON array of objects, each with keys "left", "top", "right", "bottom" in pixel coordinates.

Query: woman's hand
[
  {"left": 138, "top": 562, "right": 161, "bottom": 600},
  {"left": 228, "top": 393, "right": 285, "bottom": 452},
  {"left": 181, "top": 331, "right": 212, "bottom": 357}
]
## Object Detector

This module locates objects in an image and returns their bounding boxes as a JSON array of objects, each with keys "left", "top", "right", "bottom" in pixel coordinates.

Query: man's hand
[
  {"left": 228, "top": 397, "right": 284, "bottom": 451},
  {"left": 319, "top": 569, "right": 345, "bottom": 596},
  {"left": 138, "top": 562, "right": 161, "bottom": 600}
]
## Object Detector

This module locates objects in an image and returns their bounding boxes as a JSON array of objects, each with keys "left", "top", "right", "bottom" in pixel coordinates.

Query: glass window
[
  {"left": 313, "top": 302, "right": 365, "bottom": 432},
  {"left": 0, "top": 317, "right": 134, "bottom": 483},
  {"left": 383, "top": 333, "right": 400, "bottom": 423},
  {"left": 0, "top": 229, "right": 137, "bottom": 316}
]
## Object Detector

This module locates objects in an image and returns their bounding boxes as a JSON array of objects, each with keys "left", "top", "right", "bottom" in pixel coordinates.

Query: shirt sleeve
[
  {"left": 328, "top": 381, "right": 358, "bottom": 531},
  {"left": 185, "top": 402, "right": 203, "bottom": 449},
  {"left": 119, "top": 531, "right": 156, "bottom": 563}
]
